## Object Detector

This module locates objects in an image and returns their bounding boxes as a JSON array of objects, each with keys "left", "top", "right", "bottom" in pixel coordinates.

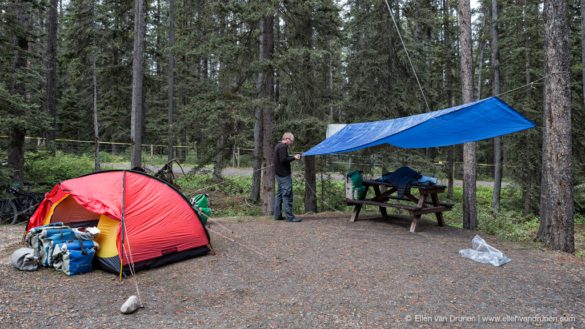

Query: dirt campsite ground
[{"left": 1, "top": 213, "right": 584, "bottom": 329}]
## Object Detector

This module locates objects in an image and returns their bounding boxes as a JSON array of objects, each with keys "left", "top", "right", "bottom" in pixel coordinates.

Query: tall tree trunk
[
  {"left": 90, "top": 0, "right": 98, "bottom": 171},
  {"left": 459, "top": 0, "right": 477, "bottom": 229},
  {"left": 301, "top": 10, "right": 317, "bottom": 213},
  {"left": 213, "top": 134, "right": 224, "bottom": 182},
  {"left": 250, "top": 108, "right": 262, "bottom": 202},
  {"left": 46, "top": 0, "right": 58, "bottom": 155},
  {"left": 581, "top": 0, "right": 585, "bottom": 110},
  {"left": 93, "top": 55, "right": 100, "bottom": 171},
  {"left": 416, "top": 0, "right": 433, "bottom": 159},
  {"left": 261, "top": 15, "right": 275, "bottom": 215},
  {"left": 522, "top": 164, "right": 532, "bottom": 215},
  {"left": 167, "top": 0, "right": 175, "bottom": 162},
  {"left": 491, "top": 0, "right": 503, "bottom": 213},
  {"left": 521, "top": 0, "right": 532, "bottom": 215},
  {"left": 327, "top": 47, "right": 334, "bottom": 122},
  {"left": 261, "top": 114, "right": 275, "bottom": 215},
  {"left": 304, "top": 156, "right": 317, "bottom": 213},
  {"left": 131, "top": 0, "right": 146, "bottom": 168},
  {"left": 8, "top": 2, "right": 31, "bottom": 183},
  {"left": 274, "top": 16, "right": 280, "bottom": 103},
  {"left": 251, "top": 15, "right": 273, "bottom": 204},
  {"left": 476, "top": 41, "right": 485, "bottom": 99},
  {"left": 443, "top": 0, "right": 455, "bottom": 198},
  {"left": 538, "top": 0, "right": 574, "bottom": 252}
]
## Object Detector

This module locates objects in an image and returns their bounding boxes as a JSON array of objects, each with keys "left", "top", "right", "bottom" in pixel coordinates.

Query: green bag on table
[
  {"left": 346, "top": 170, "right": 367, "bottom": 200},
  {"left": 191, "top": 194, "right": 212, "bottom": 225}
]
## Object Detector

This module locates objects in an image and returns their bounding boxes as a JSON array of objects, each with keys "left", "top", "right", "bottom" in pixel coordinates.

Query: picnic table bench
[{"left": 346, "top": 179, "right": 453, "bottom": 232}]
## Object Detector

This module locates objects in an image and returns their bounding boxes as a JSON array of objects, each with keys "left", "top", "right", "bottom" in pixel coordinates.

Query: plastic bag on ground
[{"left": 459, "top": 235, "right": 511, "bottom": 266}]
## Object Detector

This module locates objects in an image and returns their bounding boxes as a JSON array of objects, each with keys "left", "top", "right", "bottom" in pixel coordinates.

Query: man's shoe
[
  {"left": 274, "top": 216, "right": 285, "bottom": 221},
  {"left": 286, "top": 217, "right": 302, "bottom": 222}
]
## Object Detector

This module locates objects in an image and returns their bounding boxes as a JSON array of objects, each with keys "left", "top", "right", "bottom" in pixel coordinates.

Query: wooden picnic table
[{"left": 345, "top": 179, "right": 453, "bottom": 232}]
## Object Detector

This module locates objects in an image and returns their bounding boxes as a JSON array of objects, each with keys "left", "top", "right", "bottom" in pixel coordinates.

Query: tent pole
[{"left": 119, "top": 171, "right": 127, "bottom": 281}]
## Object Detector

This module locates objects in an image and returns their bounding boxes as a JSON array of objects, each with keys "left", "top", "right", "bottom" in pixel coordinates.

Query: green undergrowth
[
  {"left": 443, "top": 186, "right": 541, "bottom": 243},
  {"left": 176, "top": 173, "right": 347, "bottom": 217},
  {"left": 24, "top": 152, "right": 94, "bottom": 190}
]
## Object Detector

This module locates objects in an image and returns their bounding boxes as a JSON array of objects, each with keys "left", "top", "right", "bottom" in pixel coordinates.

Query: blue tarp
[{"left": 304, "top": 97, "right": 534, "bottom": 156}]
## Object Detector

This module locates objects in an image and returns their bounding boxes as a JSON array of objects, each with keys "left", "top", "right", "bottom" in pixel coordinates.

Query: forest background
[{"left": 0, "top": 0, "right": 583, "bottom": 255}]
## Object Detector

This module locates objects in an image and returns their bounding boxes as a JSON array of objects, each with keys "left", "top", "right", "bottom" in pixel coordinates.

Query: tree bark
[
  {"left": 476, "top": 41, "right": 485, "bottom": 99},
  {"left": 251, "top": 15, "right": 269, "bottom": 204},
  {"left": 93, "top": 55, "right": 100, "bottom": 171},
  {"left": 521, "top": 0, "right": 533, "bottom": 215},
  {"left": 443, "top": 0, "right": 455, "bottom": 199},
  {"left": 459, "top": 0, "right": 477, "bottom": 229},
  {"left": 260, "top": 15, "right": 275, "bottom": 215},
  {"left": 8, "top": 1, "right": 31, "bottom": 183},
  {"left": 304, "top": 156, "right": 317, "bottom": 213},
  {"left": 581, "top": 0, "right": 585, "bottom": 110},
  {"left": 538, "top": 0, "right": 574, "bottom": 252},
  {"left": 491, "top": 0, "right": 503, "bottom": 213},
  {"left": 46, "top": 0, "right": 58, "bottom": 155},
  {"left": 167, "top": 0, "right": 175, "bottom": 162},
  {"left": 131, "top": 0, "right": 146, "bottom": 168},
  {"left": 213, "top": 134, "right": 224, "bottom": 182},
  {"left": 250, "top": 107, "right": 262, "bottom": 202},
  {"left": 300, "top": 7, "right": 317, "bottom": 212}
]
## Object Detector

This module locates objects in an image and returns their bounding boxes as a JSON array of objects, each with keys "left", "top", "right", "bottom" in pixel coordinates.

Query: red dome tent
[{"left": 26, "top": 170, "right": 210, "bottom": 274}]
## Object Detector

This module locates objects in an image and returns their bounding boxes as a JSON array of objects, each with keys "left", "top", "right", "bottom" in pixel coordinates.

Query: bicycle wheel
[
  {"left": 0, "top": 199, "right": 18, "bottom": 225},
  {"left": 13, "top": 194, "right": 42, "bottom": 224}
]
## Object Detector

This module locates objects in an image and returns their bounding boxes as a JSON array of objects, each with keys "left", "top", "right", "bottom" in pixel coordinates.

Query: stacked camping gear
[{"left": 22, "top": 222, "right": 99, "bottom": 275}]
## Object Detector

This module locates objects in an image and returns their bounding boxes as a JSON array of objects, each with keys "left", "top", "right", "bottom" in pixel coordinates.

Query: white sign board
[{"left": 326, "top": 124, "right": 347, "bottom": 138}]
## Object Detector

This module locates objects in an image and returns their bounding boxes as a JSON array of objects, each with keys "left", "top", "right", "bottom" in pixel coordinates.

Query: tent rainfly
[
  {"left": 303, "top": 97, "right": 534, "bottom": 156},
  {"left": 26, "top": 170, "right": 210, "bottom": 274}
]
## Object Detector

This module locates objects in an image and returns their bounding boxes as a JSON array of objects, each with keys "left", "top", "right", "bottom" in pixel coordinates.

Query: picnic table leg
[
  {"left": 379, "top": 207, "right": 388, "bottom": 218},
  {"left": 431, "top": 193, "right": 445, "bottom": 226},
  {"left": 410, "top": 215, "right": 420, "bottom": 233},
  {"left": 410, "top": 194, "right": 427, "bottom": 233},
  {"left": 372, "top": 185, "right": 388, "bottom": 218},
  {"left": 350, "top": 204, "right": 362, "bottom": 222}
]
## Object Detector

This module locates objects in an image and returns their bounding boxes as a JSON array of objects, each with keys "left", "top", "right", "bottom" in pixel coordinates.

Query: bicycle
[
  {"left": 153, "top": 159, "right": 185, "bottom": 188},
  {"left": 0, "top": 186, "right": 44, "bottom": 225}
]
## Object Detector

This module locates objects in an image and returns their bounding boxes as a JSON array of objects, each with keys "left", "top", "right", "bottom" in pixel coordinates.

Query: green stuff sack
[
  {"left": 346, "top": 170, "right": 367, "bottom": 200},
  {"left": 191, "top": 194, "right": 212, "bottom": 225}
]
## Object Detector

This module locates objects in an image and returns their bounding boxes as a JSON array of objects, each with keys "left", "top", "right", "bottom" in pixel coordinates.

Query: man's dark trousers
[{"left": 274, "top": 175, "right": 294, "bottom": 220}]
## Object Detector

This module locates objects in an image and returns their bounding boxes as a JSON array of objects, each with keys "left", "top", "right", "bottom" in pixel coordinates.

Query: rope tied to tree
[{"left": 383, "top": 0, "right": 431, "bottom": 113}]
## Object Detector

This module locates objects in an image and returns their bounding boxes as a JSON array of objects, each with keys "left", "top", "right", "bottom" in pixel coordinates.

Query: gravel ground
[{"left": 1, "top": 213, "right": 583, "bottom": 329}]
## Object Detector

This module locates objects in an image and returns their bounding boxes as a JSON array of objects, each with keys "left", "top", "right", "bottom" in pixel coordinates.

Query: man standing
[{"left": 274, "top": 132, "right": 302, "bottom": 222}]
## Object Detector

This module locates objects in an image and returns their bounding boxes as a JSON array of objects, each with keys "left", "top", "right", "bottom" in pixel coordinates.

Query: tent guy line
[{"left": 383, "top": 0, "right": 430, "bottom": 113}]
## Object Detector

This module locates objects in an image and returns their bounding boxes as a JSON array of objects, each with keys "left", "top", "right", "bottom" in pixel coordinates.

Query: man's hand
[{"left": 294, "top": 153, "right": 302, "bottom": 160}]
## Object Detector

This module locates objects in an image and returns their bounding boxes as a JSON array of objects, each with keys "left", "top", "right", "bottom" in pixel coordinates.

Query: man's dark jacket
[{"left": 274, "top": 142, "right": 295, "bottom": 177}]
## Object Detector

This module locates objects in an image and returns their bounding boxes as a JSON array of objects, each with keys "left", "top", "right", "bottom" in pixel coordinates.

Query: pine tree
[
  {"left": 538, "top": 0, "right": 574, "bottom": 252},
  {"left": 131, "top": 0, "right": 146, "bottom": 168},
  {"left": 459, "top": 0, "right": 477, "bottom": 230}
]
